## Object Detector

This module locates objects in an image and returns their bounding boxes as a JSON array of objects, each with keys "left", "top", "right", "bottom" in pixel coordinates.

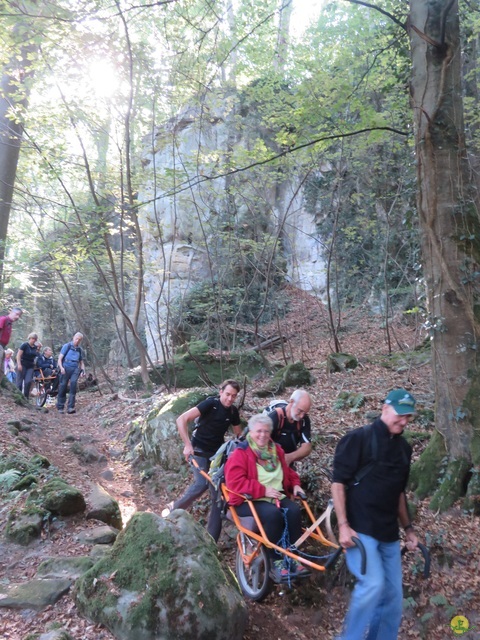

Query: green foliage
[
  {"left": 333, "top": 391, "right": 365, "bottom": 412},
  {"left": 0, "top": 469, "right": 22, "bottom": 491}
]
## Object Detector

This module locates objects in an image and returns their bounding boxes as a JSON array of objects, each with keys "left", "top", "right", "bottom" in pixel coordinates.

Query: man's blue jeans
[
  {"left": 172, "top": 454, "right": 222, "bottom": 542},
  {"left": 57, "top": 366, "right": 81, "bottom": 411},
  {"left": 338, "top": 533, "right": 403, "bottom": 640}
]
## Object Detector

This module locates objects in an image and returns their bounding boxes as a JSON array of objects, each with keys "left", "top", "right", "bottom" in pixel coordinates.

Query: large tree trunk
[
  {"left": 0, "top": 35, "right": 37, "bottom": 288},
  {"left": 408, "top": 0, "right": 480, "bottom": 512}
]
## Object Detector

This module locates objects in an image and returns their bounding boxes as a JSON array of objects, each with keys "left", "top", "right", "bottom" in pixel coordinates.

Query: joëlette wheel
[{"left": 235, "top": 535, "right": 273, "bottom": 601}]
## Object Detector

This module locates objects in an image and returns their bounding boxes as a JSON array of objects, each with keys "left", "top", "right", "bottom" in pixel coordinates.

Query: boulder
[
  {"left": 36, "top": 556, "right": 94, "bottom": 580},
  {"left": 5, "top": 507, "right": 47, "bottom": 545},
  {"left": 327, "top": 352, "right": 358, "bottom": 373},
  {"left": 130, "top": 340, "right": 267, "bottom": 389},
  {"left": 36, "top": 478, "right": 86, "bottom": 516},
  {"left": 253, "top": 361, "right": 313, "bottom": 397},
  {"left": 141, "top": 390, "right": 210, "bottom": 470},
  {"left": 75, "top": 510, "right": 248, "bottom": 640},
  {"left": 86, "top": 484, "right": 123, "bottom": 529},
  {"left": 77, "top": 525, "right": 119, "bottom": 545},
  {"left": 0, "top": 578, "right": 71, "bottom": 610},
  {"left": 37, "top": 630, "right": 75, "bottom": 640}
]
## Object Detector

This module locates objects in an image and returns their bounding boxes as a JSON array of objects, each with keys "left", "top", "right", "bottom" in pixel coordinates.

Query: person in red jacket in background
[{"left": 0, "top": 307, "right": 23, "bottom": 383}]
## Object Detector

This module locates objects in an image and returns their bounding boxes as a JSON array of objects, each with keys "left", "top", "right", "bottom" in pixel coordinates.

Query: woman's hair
[
  {"left": 247, "top": 414, "right": 273, "bottom": 433},
  {"left": 220, "top": 379, "right": 240, "bottom": 392},
  {"left": 27, "top": 332, "right": 38, "bottom": 340}
]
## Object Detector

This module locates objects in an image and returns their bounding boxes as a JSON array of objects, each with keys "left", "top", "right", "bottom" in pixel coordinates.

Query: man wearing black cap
[{"left": 332, "top": 389, "right": 419, "bottom": 640}]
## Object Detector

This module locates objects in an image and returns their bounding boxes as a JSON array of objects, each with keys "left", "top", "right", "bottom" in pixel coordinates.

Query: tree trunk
[
  {"left": 408, "top": 0, "right": 480, "bottom": 511},
  {"left": 0, "top": 35, "right": 37, "bottom": 287}
]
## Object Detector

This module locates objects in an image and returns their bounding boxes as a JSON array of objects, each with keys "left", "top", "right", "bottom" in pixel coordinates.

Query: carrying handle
[
  {"left": 401, "top": 542, "right": 430, "bottom": 579},
  {"left": 325, "top": 536, "right": 367, "bottom": 575}
]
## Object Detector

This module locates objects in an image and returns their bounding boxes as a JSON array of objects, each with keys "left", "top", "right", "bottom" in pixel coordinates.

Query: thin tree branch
[
  {"left": 345, "top": 0, "right": 407, "bottom": 31},
  {"left": 158, "top": 126, "right": 409, "bottom": 199}
]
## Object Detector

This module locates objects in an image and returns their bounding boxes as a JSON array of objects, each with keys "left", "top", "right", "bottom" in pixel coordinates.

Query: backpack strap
[
  {"left": 61, "top": 342, "right": 71, "bottom": 362},
  {"left": 274, "top": 406, "right": 286, "bottom": 433},
  {"left": 352, "top": 423, "right": 378, "bottom": 485},
  {"left": 274, "top": 406, "right": 302, "bottom": 433}
]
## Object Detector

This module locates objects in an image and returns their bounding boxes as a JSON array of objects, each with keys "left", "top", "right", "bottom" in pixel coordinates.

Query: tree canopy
[{"left": 0, "top": 0, "right": 479, "bottom": 505}]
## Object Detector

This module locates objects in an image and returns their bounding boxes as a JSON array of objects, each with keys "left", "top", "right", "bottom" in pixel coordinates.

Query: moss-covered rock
[
  {"left": 128, "top": 340, "right": 267, "bottom": 389},
  {"left": 36, "top": 556, "right": 94, "bottom": 580},
  {"left": 12, "top": 474, "right": 38, "bottom": 491},
  {"left": 327, "top": 352, "right": 358, "bottom": 373},
  {"left": 34, "top": 478, "right": 86, "bottom": 516},
  {"left": 74, "top": 510, "right": 248, "bottom": 640},
  {"left": 253, "top": 361, "right": 313, "bottom": 397},
  {"left": 29, "top": 454, "right": 51, "bottom": 468},
  {"left": 6, "top": 506, "right": 48, "bottom": 545},
  {"left": 140, "top": 390, "right": 211, "bottom": 469}
]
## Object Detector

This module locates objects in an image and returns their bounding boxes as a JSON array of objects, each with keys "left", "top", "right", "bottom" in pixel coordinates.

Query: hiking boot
[
  {"left": 161, "top": 501, "right": 174, "bottom": 518},
  {"left": 58, "top": 408, "right": 65, "bottom": 414},
  {"left": 294, "top": 562, "right": 311, "bottom": 577},
  {"left": 67, "top": 409, "right": 76, "bottom": 414},
  {"left": 270, "top": 559, "right": 290, "bottom": 582}
]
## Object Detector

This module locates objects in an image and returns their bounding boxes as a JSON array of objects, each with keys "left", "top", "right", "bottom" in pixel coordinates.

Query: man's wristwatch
[{"left": 404, "top": 523, "right": 414, "bottom": 532}]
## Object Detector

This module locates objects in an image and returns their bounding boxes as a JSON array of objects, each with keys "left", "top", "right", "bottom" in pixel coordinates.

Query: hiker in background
[
  {"left": 56, "top": 332, "right": 86, "bottom": 415},
  {"left": 161, "top": 379, "right": 242, "bottom": 542},
  {"left": 16, "top": 332, "right": 40, "bottom": 398},
  {"left": 37, "top": 346, "right": 55, "bottom": 377},
  {"left": 0, "top": 307, "right": 23, "bottom": 383},
  {"left": 36, "top": 346, "right": 59, "bottom": 394},
  {"left": 225, "top": 413, "right": 309, "bottom": 581},
  {"left": 267, "top": 389, "right": 312, "bottom": 466},
  {"left": 4, "top": 348, "right": 16, "bottom": 383},
  {"left": 332, "top": 389, "right": 419, "bottom": 640}
]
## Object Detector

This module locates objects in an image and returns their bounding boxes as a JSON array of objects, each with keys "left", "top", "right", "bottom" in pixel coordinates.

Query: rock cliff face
[{"left": 139, "top": 96, "right": 326, "bottom": 359}]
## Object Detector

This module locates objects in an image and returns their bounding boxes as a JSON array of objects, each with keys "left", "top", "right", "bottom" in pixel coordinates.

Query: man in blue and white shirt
[{"left": 56, "top": 332, "right": 86, "bottom": 415}]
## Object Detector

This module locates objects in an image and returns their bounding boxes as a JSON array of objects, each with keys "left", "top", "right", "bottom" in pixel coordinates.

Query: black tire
[
  {"left": 235, "top": 535, "right": 273, "bottom": 601},
  {"left": 34, "top": 380, "right": 47, "bottom": 407}
]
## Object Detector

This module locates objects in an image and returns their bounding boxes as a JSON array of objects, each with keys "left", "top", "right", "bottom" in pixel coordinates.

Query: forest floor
[{"left": 0, "top": 288, "right": 479, "bottom": 640}]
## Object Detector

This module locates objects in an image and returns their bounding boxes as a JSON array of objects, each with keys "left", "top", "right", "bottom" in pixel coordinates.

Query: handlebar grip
[
  {"left": 351, "top": 536, "right": 367, "bottom": 575},
  {"left": 401, "top": 542, "right": 430, "bottom": 579}
]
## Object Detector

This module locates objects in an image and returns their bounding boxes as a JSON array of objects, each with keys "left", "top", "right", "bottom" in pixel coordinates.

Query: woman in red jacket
[{"left": 225, "top": 413, "right": 309, "bottom": 580}]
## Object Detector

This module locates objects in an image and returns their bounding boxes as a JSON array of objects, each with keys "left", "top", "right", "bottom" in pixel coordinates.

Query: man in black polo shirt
[
  {"left": 332, "top": 389, "right": 419, "bottom": 640},
  {"left": 268, "top": 389, "right": 312, "bottom": 466},
  {"left": 162, "top": 379, "right": 241, "bottom": 541}
]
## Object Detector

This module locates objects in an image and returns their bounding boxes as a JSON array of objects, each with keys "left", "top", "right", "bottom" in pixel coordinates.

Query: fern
[{"left": 0, "top": 469, "right": 22, "bottom": 490}]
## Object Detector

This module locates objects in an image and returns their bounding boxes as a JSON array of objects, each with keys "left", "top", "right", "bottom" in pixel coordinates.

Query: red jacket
[
  {"left": 225, "top": 442, "right": 301, "bottom": 506},
  {"left": 0, "top": 316, "right": 13, "bottom": 348}
]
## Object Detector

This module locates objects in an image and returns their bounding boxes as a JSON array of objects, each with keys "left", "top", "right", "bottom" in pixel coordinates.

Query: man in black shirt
[
  {"left": 268, "top": 389, "right": 312, "bottom": 465},
  {"left": 332, "top": 389, "right": 419, "bottom": 640},
  {"left": 162, "top": 379, "right": 241, "bottom": 541}
]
